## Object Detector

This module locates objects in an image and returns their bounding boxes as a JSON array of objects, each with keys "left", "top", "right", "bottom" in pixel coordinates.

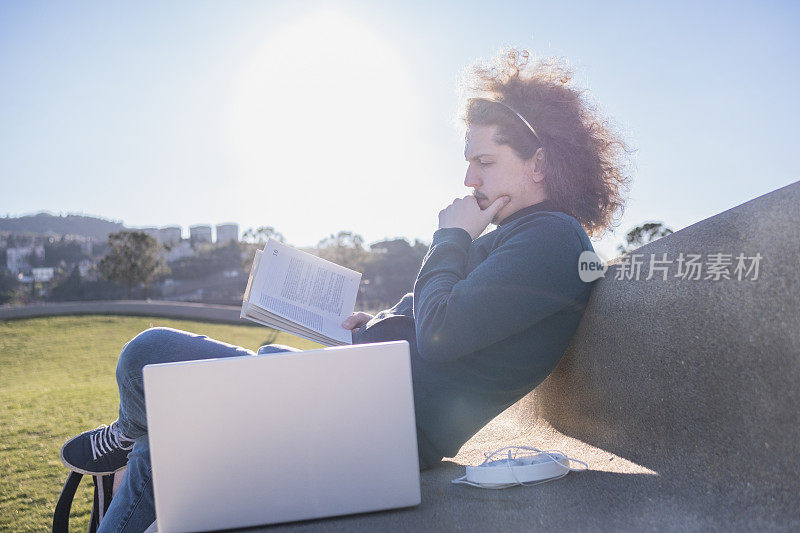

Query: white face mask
[{"left": 451, "top": 445, "right": 588, "bottom": 489}]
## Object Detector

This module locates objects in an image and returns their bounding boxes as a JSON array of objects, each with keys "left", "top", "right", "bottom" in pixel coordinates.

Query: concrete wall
[{"left": 512, "top": 180, "right": 799, "bottom": 519}]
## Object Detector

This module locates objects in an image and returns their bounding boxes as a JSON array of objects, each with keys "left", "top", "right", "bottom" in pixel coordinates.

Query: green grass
[{"left": 0, "top": 315, "right": 320, "bottom": 532}]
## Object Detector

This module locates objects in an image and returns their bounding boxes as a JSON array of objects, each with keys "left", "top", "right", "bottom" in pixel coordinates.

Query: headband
[{"left": 472, "top": 97, "right": 541, "bottom": 142}]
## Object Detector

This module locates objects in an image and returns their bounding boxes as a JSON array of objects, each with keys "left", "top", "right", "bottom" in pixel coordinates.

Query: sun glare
[{"left": 226, "top": 11, "right": 423, "bottom": 243}]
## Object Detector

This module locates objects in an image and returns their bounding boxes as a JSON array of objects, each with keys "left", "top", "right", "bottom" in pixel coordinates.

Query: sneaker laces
[{"left": 90, "top": 421, "right": 134, "bottom": 461}]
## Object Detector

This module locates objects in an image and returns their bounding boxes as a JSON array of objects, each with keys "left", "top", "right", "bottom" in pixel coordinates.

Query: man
[{"left": 60, "top": 48, "right": 629, "bottom": 531}]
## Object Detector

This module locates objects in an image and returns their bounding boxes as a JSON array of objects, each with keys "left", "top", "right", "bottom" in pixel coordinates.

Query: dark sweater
[{"left": 353, "top": 200, "right": 595, "bottom": 468}]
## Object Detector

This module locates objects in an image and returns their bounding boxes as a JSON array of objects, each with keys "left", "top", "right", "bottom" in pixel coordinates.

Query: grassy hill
[
  {"left": 0, "top": 213, "right": 125, "bottom": 241},
  {"left": 0, "top": 315, "right": 320, "bottom": 532}
]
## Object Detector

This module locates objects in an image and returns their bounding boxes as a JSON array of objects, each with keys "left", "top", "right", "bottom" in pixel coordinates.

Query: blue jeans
[{"left": 99, "top": 327, "right": 302, "bottom": 532}]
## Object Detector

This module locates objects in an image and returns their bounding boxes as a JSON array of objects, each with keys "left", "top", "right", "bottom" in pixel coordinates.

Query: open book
[{"left": 240, "top": 239, "right": 362, "bottom": 346}]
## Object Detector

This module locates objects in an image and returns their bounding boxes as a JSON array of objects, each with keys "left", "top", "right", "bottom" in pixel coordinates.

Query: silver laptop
[{"left": 143, "top": 340, "right": 421, "bottom": 533}]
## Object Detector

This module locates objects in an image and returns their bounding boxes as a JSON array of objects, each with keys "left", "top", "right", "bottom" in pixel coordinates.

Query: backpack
[{"left": 52, "top": 470, "right": 116, "bottom": 533}]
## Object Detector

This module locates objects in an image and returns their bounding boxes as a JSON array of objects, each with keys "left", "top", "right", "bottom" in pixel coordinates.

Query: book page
[
  {"left": 247, "top": 239, "right": 361, "bottom": 344},
  {"left": 240, "top": 249, "right": 262, "bottom": 309}
]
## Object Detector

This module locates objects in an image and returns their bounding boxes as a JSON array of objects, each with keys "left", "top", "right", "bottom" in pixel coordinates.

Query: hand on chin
[
  {"left": 481, "top": 197, "right": 508, "bottom": 223},
  {"left": 439, "top": 195, "right": 511, "bottom": 239},
  {"left": 476, "top": 195, "right": 493, "bottom": 210}
]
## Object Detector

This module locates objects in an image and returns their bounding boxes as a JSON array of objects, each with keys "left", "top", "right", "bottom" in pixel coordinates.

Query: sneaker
[{"left": 60, "top": 420, "right": 135, "bottom": 475}]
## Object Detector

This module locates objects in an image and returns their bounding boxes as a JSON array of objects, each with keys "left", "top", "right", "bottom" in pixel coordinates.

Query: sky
[{"left": 1, "top": 0, "right": 798, "bottom": 261}]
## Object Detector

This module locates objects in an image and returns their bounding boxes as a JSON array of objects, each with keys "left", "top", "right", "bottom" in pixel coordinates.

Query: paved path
[{"left": 0, "top": 300, "right": 245, "bottom": 324}]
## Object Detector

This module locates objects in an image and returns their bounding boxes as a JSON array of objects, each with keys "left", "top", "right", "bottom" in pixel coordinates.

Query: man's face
[{"left": 464, "top": 124, "right": 535, "bottom": 224}]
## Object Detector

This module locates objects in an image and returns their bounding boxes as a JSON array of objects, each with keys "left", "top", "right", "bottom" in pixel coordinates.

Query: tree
[
  {"left": 360, "top": 238, "right": 428, "bottom": 309},
  {"left": 170, "top": 240, "right": 245, "bottom": 280},
  {"left": 44, "top": 237, "right": 86, "bottom": 267},
  {"left": 0, "top": 269, "right": 21, "bottom": 305},
  {"left": 316, "top": 231, "right": 367, "bottom": 272},
  {"left": 242, "top": 226, "right": 286, "bottom": 245},
  {"left": 99, "top": 231, "right": 169, "bottom": 298},
  {"left": 240, "top": 226, "right": 286, "bottom": 273},
  {"left": 48, "top": 265, "right": 83, "bottom": 301},
  {"left": 617, "top": 221, "right": 674, "bottom": 255}
]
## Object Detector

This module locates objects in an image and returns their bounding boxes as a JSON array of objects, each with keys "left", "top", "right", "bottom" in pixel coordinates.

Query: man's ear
[{"left": 528, "top": 148, "right": 546, "bottom": 183}]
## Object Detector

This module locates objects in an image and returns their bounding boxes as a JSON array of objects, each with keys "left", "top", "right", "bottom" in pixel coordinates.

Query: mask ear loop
[
  {"left": 500, "top": 446, "right": 587, "bottom": 488},
  {"left": 451, "top": 445, "right": 589, "bottom": 488}
]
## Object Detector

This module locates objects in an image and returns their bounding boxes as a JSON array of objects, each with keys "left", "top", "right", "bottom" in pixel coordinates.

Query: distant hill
[{"left": 0, "top": 213, "right": 126, "bottom": 241}]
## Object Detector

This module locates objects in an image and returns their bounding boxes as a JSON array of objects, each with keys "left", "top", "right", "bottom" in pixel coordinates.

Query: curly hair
[{"left": 459, "top": 48, "right": 633, "bottom": 238}]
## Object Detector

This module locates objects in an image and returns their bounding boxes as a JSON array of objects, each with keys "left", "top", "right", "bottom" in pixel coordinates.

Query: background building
[
  {"left": 32, "top": 267, "right": 54, "bottom": 282},
  {"left": 6, "top": 245, "right": 45, "bottom": 274},
  {"left": 189, "top": 225, "right": 212, "bottom": 245},
  {"left": 159, "top": 226, "right": 182, "bottom": 246},
  {"left": 164, "top": 240, "right": 194, "bottom": 262},
  {"left": 215, "top": 223, "right": 239, "bottom": 244}
]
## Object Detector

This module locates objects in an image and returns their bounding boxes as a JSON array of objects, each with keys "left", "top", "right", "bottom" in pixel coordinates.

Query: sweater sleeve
[{"left": 412, "top": 219, "right": 588, "bottom": 363}]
